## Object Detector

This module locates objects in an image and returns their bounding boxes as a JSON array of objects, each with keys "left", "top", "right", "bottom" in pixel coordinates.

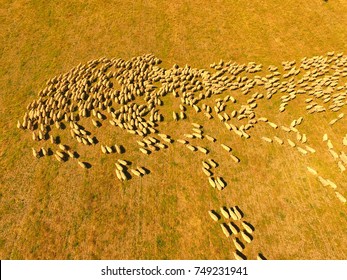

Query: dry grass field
[{"left": 1, "top": 0, "right": 347, "bottom": 260}]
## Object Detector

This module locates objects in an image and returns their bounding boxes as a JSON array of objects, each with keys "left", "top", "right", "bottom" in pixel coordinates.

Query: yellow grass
[{"left": 1, "top": 0, "right": 347, "bottom": 260}]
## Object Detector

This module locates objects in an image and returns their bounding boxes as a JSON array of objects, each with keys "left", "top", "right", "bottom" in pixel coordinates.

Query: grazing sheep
[
  {"left": 287, "top": 139, "right": 296, "bottom": 147},
  {"left": 208, "top": 159, "right": 218, "bottom": 168},
  {"left": 261, "top": 137, "right": 272, "bottom": 143},
  {"left": 307, "top": 166, "right": 318, "bottom": 175},
  {"left": 274, "top": 136, "right": 284, "bottom": 145},
  {"left": 106, "top": 145, "right": 113, "bottom": 153},
  {"left": 115, "top": 163, "right": 124, "bottom": 171},
  {"left": 137, "top": 166, "right": 147, "bottom": 176},
  {"left": 220, "top": 207, "right": 230, "bottom": 219},
  {"left": 202, "top": 167, "right": 213, "bottom": 177},
  {"left": 317, "top": 176, "right": 329, "bottom": 186},
  {"left": 233, "top": 207, "right": 243, "bottom": 220},
  {"left": 101, "top": 145, "right": 107, "bottom": 154},
  {"left": 297, "top": 147, "right": 308, "bottom": 155},
  {"left": 335, "top": 192, "right": 346, "bottom": 203},
  {"left": 114, "top": 144, "right": 121, "bottom": 153},
  {"left": 305, "top": 145, "right": 316, "bottom": 153},
  {"left": 241, "top": 230, "right": 252, "bottom": 243},
  {"left": 177, "top": 139, "right": 188, "bottom": 144},
  {"left": 56, "top": 151, "right": 64, "bottom": 158},
  {"left": 338, "top": 161, "right": 346, "bottom": 172},
  {"left": 67, "top": 150, "right": 75, "bottom": 158},
  {"left": 327, "top": 140, "right": 334, "bottom": 149},
  {"left": 267, "top": 122, "right": 278, "bottom": 129},
  {"left": 323, "top": 134, "right": 328, "bottom": 142},
  {"left": 139, "top": 147, "right": 150, "bottom": 154},
  {"left": 117, "top": 159, "right": 128, "bottom": 166},
  {"left": 233, "top": 238, "right": 245, "bottom": 252},
  {"left": 202, "top": 161, "right": 211, "bottom": 169},
  {"left": 208, "top": 210, "right": 220, "bottom": 222},
  {"left": 241, "top": 221, "right": 254, "bottom": 234},
  {"left": 216, "top": 177, "right": 226, "bottom": 188},
  {"left": 54, "top": 154, "right": 63, "bottom": 162},
  {"left": 228, "top": 208, "right": 238, "bottom": 220},
  {"left": 281, "top": 126, "right": 291, "bottom": 132},
  {"left": 326, "top": 179, "right": 337, "bottom": 189},
  {"left": 233, "top": 250, "right": 247, "bottom": 260},
  {"left": 228, "top": 222, "right": 240, "bottom": 235},
  {"left": 221, "top": 144, "right": 232, "bottom": 152},
  {"left": 205, "top": 135, "right": 216, "bottom": 142},
  {"left": 131, "top": 169, "right": 141, "bottom": 177},
  {"left": 257, "top": 253, "right": 267, "bottom": 260},
  {"left": 208, "top": 177, "right": 216, "bottom": 188},
  {"left": 230, "top": 154, "right": 240, "bottom": 163},
  {"left": 220, "top": 223, "right": 231, "bottom": 238},
  {"left": 78, "top": 161, "right": 87, "bottom": 169},
  {"left": 186, "top": 144, "right": 197, "bottom": 152},
  {"left": 115, "top": 169, "right": 122, "bottom": 181}
]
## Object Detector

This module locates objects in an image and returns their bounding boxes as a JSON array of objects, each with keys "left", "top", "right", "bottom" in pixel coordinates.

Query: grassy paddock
[{"left": 1, "top": 0, "right": 347, "bottom": 259}]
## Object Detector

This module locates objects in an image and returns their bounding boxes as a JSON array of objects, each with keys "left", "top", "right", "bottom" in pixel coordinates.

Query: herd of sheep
[{"left": 17, "top": 51, "right": 347, "bottom": 259}]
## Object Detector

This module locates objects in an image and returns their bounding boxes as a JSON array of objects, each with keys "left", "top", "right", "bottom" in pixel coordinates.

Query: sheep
[
  {"left": 274, "top": 136, "right": 284, "bottom": 145},
  {"left": 230, "top": 154, "right": 240, "bottom": 163},
  {"left": 281, "top": 126, "right": 291, "bottom": 132},
  {"left": 208, "top": 159, "right": 218, "bottom": 168},
  {"left": 208, "top": 210, "right": 220, "bottom": 222},
  {"left": 78, "top": 161, "right": 88, "bottom": 169},
  {"left": 327, "top": 140, "right": 334, "bottom": 149},
  {"left": 335, "top": 192, "right": 346, "bottom": 203},
  {"left": 233, "top": 207, "right": 243, "bottom": 220},
  {"left": 114, "top": 144, "right": 121, "bottom": 154},
  {"left": 326, "top": 179, "right": 337, "bottom": 189},
  {"left": 323, "top": 134, "right": 328, "bottom": 142},
  {"left": 184, "top": 133, "right": 195, "bottom": 139},
  {"left": 106, "top": 145, "right": 113, "bottom": 153},
  {"left": 56, "top": 151, "right": 65, "bottom": 158},
  {"left": 297, "top": 147, "right": 308, "bottom": 155},
  {"left": 261, "top": 137, "right": 272, "bottom": 143},
  {"left": 340, "top": 152, "right": 347, "bottom": 164},
  {"left": 257, "top": 253, "right": 267, "bottom": 260},
  {"left": 202, "top": 167, "right": 213, "bottom": 177},
  {"left": 233, "top": 250, "right": 247, "bottom": 260},
  {"left": 305, "top": 145, "right": 316, "bottom": 153},
  {"left": 220, "top": 207, "right": 230, "bottom": 219},
  {"left": 31, "top": 147, "right": 39, "bottom": 158},
  {"left": 176, "top": 139, "right": 188, "bottom": 144},
  {"left": 307, "top": 166, "right": 318, "bottom": 176},
  {"left": 101, "top": 145, "right": 107, "bottom": 154},
  {"left": 241, "top": 221, "right": 254, "bottom": 234},
  {"left": 228, "top": 222, "right": 240, "bottom": 235},
  {"left": 220, "top": 223, "right": 231, "bottom": 238},
  {"left": 139, "top": 147, "right": 150, "bottom": 155},
  {"left": 115, "top": 169, "right": 122, "bottom": 181},
  {"left": 337, "top": 161, "right": 346, "bottom": 172},
  {"left": 267, "top": 122, "right": 278, "bottom": 129},
  {"left": 241, "top": 230, "right": 252, "bottom": 243},
  {"left": 137, "top": 166, "right": 147, "bottom": 176},
  {"left": 287, "top": 139, "right": 296, "bottom": 147},
  {"left": 130, "top": 169, "right": 141, "bottom": 177},
  {"left": 317, "top": 176, "right": 329, "bottom": 186},
  {"left": 202, "top": 161, "right": 211, "bottom": 169},
  {"left": 208, "top": 177, "right": 216, "bottom": 188},
  {"left": 54, "top": 154, "right": 63, "bottom": 162},
  {"left": 228, "top": 208, "right": 238, "bottom": 220},
  {"left": 221, "top": 144, "right": 232, "bottom": 152},
  {"left": 233, "top": 238, "right": 245, "bottom": 252},
  {"left": 216, "top": 177, "right": 226, "bottom": 188},
  {"left": 186, "top": 144, "right": 197, "bottom": 152},
  {"left": 205, "top": 135, "right": 216, "bottom": 142}
]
